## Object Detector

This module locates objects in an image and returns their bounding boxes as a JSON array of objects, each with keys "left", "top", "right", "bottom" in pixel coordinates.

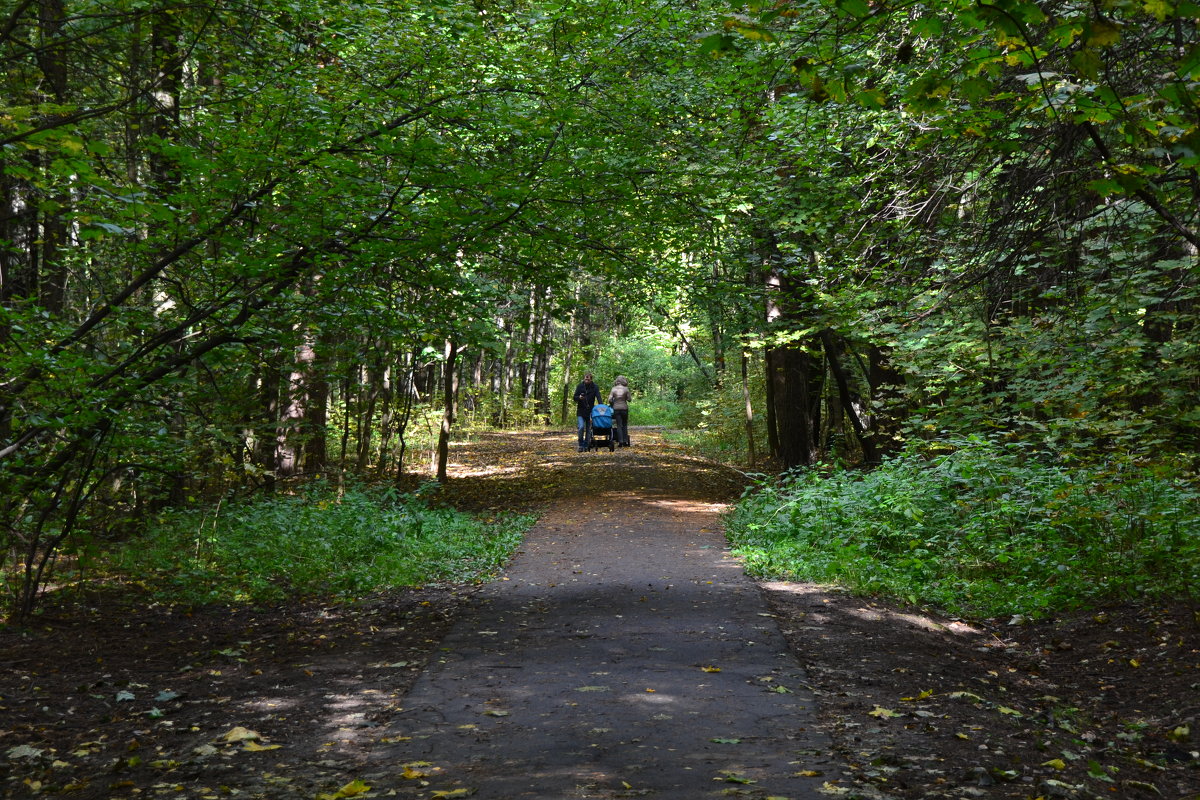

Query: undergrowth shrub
[
  {"left": 102, "top": 481, "right": 532, "bottom": 604},
  {"left": 725, "top": 436, "right": 1200, "bottom": 617},
  {"left": 667, "top": 367, "right": 770, "bottom": 465}
]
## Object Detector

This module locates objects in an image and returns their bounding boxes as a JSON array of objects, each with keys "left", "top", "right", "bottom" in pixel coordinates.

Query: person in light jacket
[{"left": 607, "top": 375, "right": 631, "bottom": 447}]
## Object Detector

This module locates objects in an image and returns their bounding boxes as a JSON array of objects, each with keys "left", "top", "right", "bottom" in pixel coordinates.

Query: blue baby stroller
[{"left": 589, "top": 404, "right": 616, "bottom": 451}]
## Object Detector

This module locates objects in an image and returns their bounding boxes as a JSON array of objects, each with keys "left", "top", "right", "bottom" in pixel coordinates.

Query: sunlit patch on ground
[{"left": 761, "top": 581, "right": 982, "bottom": 635}]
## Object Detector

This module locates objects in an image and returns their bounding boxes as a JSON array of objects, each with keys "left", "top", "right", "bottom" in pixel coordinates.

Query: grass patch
[
  {"left": 100, "top": 481, "right": 533, "bottom": 605},
  {"left": 725, "top": 437, "right": 1200, "bottom": 617}
]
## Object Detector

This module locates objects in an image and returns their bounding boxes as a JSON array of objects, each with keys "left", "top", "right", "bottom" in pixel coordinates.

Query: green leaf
[
  {"left": 837, "top": 0, "right": 871, "bottom": 18},
  {"left": 1087, "top": 178, "right": 1126, "bottom": 197},
  {"left": 960, "top": 77, "right": 993, "bottom": 103},
  {"left": 1177, "top": 44, "right": 1200, "bottom": 78},
  {"left": 912, "top": 15, "right": 944, "bottom": 37},
  {"left": 855, "top": 89, "right": 888, "bottom": 109},
  {"left": 1086, "top": 19, "right": 1122, "bottom": 47},
  {"left": 698, "top": 32, "right": 736, "bottom": 54},
  {"left": 1071, "top": 49, "right": 1103, "bottom": 79}
]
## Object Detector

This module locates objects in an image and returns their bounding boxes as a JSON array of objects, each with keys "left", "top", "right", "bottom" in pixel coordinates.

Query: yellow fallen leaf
[
  {"left": 701, "top": 666, "right": 722, "bottom": 673},
  {"left": 794, "top": 769, "right": 823, "bottom": 777},
  {"left": 1042, "top": 758, "right": 1067, "bottom": 769},
  {"left": 220, "top": 726, "right": 260, "bottom": 743},
  {"left": 402, "top": 766, "right": 429, "bottom": 779},
  {"left": 998, "top": 706, "right": 1023, "bottom": 717},
  {"left": 243, "top": 741, "right": 282, "bottom": 752},
  {"left": 869, "top": 706, "right": 900, "bottom": 718},
  {"left": 337, "top": 780, "right": 371, "bottom": 797},
  {"left": 430, "top": 789, "right": 475, "bottom": 799}
]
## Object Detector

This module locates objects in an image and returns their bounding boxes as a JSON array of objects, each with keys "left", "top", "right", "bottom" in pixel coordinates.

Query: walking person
[
  {"left": 607, "top": 375, "right": 631, "bottom": 447},
  {"left": 573, "top": 372, "right": 600, "bottom": 452}
]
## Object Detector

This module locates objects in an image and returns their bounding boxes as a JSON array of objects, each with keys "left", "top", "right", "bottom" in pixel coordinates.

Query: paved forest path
[{"left": 366, "top": 482, "right": 835, "bottom": 799}]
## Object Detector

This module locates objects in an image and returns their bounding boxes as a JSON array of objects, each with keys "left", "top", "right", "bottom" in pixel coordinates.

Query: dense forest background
[{"left": 3, "top": 0, "right": 1199, "bottom": 620}]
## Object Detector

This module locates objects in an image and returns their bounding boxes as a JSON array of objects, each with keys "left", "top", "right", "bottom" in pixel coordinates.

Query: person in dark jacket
[
  {"left": 607, "top": 375, "right": 631, "bottom": 447},
  {"left": 573, "top": 373, "right": 600, "bottom": 452}
]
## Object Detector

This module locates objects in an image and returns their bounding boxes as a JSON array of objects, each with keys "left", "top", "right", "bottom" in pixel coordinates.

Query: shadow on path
[{"left": 364, "top": 488, "right": 836, "bottom": 799}]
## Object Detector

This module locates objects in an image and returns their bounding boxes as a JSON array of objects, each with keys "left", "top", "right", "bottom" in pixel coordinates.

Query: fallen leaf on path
[
  {"left": 430, "top": 789, "right": 475, "bottom": 798},
  {"left": 243, "top": 741, "right": 281, "bottom": 752},
  {"left": 1122, "top": 779, "right": 1162, "bottom": 794},
  {"left": 315, "top": 779, "right": 372, "bottom": 799},
  {"left": 7, "top": 746, "right": 44, "bottom": 760},
  {"left": 717, "top": 771, "right": 755, "bottom": 784},
  {"left": 869, "top": 706, "right": 900, "bottom": 718},
  {"left": 220, "top": 726, "right": 262, "bottom": 743}
]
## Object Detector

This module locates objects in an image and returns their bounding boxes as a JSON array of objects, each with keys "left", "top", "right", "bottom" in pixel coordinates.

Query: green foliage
[
  {"left": 629, "top": 395, "right": 685, "bottom": 428},
  {"left": 667, "top": 360, "right": 770, "bottom": 464},
  {"left": 96, "top": 483, "right": 532, "bottom": 605},
  {"left": 725, "top": 438, "right": 1200, "bottom": 617},
  {"left": 584, "top": 330, "right": 698, "bottom": 399},
  {"left": 559, "top": 328, "right": 702, "bottom": 427}
]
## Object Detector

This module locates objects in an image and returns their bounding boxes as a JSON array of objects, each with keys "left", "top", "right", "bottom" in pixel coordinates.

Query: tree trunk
[
  {"left": 276, "top": 337, "right": 310, "bottom": 479},
  {"left": 435, "top": 340, "right": 459, "bottom": 482},
  {"left": 866, "top": 344, "right": 905, "bottom": 457},
  {"left": 769, "top": 344, "right": 818, "bottom": 468},
  {"left": 821, "top": 330, "right": 879, "bottom": 465},
  {"left": 35, "top": 0, "right": 69, "bottom": 315},
  {"left": 375, "top": 364, "right": 395, "bottom": 478},
  {"left": 763, "top": 347, "right": 780, "bottom": 459},
  {"left": 255, "top": 347, "right": 282, "bottom": 491},
  {"left": 532, "top": 286, "right": 552, "bottom": 421},
  {"left": 303, "top": 331, "right": 330, "bottom": 476},
  {"left": 741, "top": 349, "right": 756, "bottom": 467},
  {"left": 763, "top": 235, "right": 819, "bottom": 469},
  {"left": 357, "top": 360, "right": 379, "bottom": 472}
]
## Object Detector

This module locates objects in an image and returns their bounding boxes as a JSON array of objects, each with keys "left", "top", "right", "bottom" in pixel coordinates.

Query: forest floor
[{"left": 2, "top": 429, "right": 1198, "bottom": 800}]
